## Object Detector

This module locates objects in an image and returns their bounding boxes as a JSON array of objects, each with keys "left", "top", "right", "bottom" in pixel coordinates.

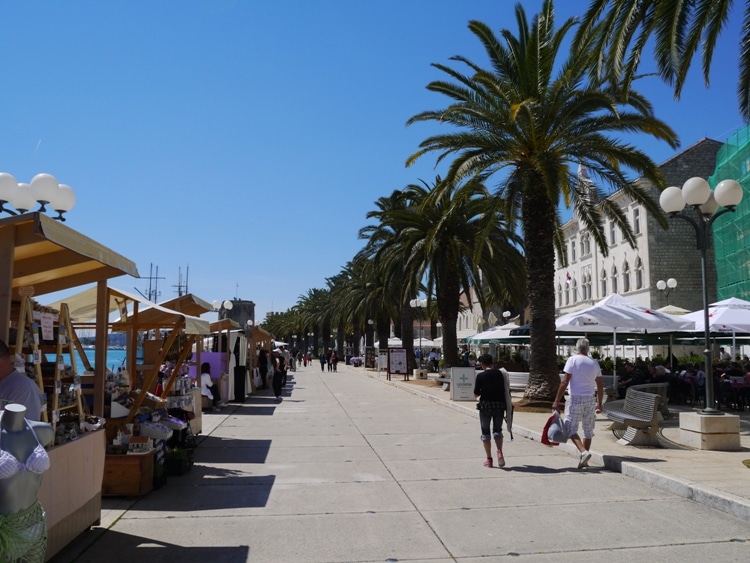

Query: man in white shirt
[
  {"left": 0, "top": 339, "right": 43, "bottom": 421},
  {"left": 552, "top": 338, "right": 604, "bottom": 469}
]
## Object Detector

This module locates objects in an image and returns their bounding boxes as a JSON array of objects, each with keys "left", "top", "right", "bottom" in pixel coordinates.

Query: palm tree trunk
[
  {"left": 520, "top": 188, "right": 560, "bottom": 406},
  {"left": 337, "top": 320, "right": 345, "bottom": 358},
  {"left": 377, "top": 315, "right": 390, "bottom": 352},
  {"left": 365, "top": 321, "right": 374, "bottom": 348},
  {"left": 352, "top": 325, "right": 362, "bottom": 356},
  {"left": 401, "top": 302, "right": 415, "bottom": 371},
  {"left": 438, "top": 266, "right": 462, "bottom": 368}
]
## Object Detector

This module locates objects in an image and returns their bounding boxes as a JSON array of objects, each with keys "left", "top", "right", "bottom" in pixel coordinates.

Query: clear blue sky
[{"left": 1, "top": 1, "right": 745, "bottom": 321}]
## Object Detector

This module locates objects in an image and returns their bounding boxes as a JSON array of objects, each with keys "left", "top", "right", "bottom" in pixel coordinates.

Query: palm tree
[
  {"left": 406, "top": 0, "right": 678, "bottom": 404},
  {"left": 297, "top": 288, "right": 333, "bottom": 355},
  {"left": 577, "top": 0, "right": 750, "bottom": 119},
  {"left": 371, "top": 177, "right": 525, "bottom": 367},
  {"left": 356, "top": 190, "right": 418, "bottom": 362}
]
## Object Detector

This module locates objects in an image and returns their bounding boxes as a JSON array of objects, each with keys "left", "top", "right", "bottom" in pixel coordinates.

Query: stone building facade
[{"left": 555, "top": 138, "right": 723, "bottom": 317}]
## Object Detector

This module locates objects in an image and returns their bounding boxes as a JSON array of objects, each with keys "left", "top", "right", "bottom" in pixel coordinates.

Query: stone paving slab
[
  {"left": 51, "top": 362, "right": 750, "bottom": 563},
  {"left": 381, "top": 368, "right": 750, "bottom": 522}
]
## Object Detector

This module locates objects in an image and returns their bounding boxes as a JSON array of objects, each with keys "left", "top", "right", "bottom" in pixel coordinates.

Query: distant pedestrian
[
  {"left": 273, "top": 356, "right": 285, "bottom": 402},
  {"left": 719, "top": 347, "right": 731, "bottom": 361},
  {"left": 258, "top": 349, "right": 268, "bottom": 389},
  {"left": 319, "top": 352, "right": 326, "bottom": 372},
  {"left": 460, "top": 345, "right": 470, "bottom": 367},
  {"left": 552, "top": 338, "right": 603, "bottom": 469},
  {"left": 474, "top": 354, "right": 513, "bottom": 468},
  {"left": 428, "top": 348, "right": 439, "bottom": 372},
  {"left": 331, "top": 350, "right": 339, "bottom": 372}
]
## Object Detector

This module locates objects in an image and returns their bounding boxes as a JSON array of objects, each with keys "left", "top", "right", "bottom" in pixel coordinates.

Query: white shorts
[{"left": 564, "top": 394, "right": 596, "bottom": 439}]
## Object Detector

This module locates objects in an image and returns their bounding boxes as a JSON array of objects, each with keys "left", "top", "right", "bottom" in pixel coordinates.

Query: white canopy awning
[{"left": 46, "top": 286, "right": 210, "bottom": 335}]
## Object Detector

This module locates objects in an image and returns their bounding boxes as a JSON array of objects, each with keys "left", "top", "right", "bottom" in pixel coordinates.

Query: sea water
[{"left": 77, "top": 348, "right": 128, "bottom": 373}]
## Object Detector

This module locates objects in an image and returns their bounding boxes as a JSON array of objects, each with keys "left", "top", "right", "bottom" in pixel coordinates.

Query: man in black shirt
[{"left": 473, "top": 354, "right": 513, "bottom": 468}]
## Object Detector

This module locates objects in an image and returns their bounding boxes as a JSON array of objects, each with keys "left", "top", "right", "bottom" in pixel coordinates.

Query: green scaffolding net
[{"left": 709, "top": 124, "right": 750, "bottom": 300}]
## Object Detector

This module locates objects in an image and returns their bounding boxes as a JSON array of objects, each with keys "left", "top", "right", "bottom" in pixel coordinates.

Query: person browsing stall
[
  {"left": 200, "top": 362, "right": 226, "bottom": 410},
  {"left": 0, "top": 340, "right": 42, "bottom": 421}
]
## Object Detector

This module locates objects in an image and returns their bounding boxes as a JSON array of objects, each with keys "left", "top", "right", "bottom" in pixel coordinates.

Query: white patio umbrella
[
  {"left": 467, "top": 322, "right": 520, "bottom": 344},
  {"left": 556, "top": 294, "right": 695, "bottom": 387},
  {"left": 656, "top": 304, "right": 692, "bottom": 316},
  {"left": 682, "top": 297, "right": 750, "bottom": 333},
  {"left": 387, "top": 337, "right": 402, "bottom": 348},
  {"left": 682, "top": 297, "right": 750, "bottom": 358}
]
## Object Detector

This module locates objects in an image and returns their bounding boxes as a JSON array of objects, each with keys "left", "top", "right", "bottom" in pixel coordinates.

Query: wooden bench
[{"left": 603, "top": 387, "right": 662, "bottom": 446}]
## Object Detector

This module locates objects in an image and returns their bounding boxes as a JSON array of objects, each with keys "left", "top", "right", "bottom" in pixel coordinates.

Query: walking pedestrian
[
  {"left": 474, "top": 354, "right": 513, "bottom": 468},
  {"left": 273, "top": 355, "right": 285, "bottom": 403},
  {"left": 319, "top": 352, "right": 326, "bottom": 372},
  {"left": 331, "top": 350, "right": 339, "bottom": 372},
  {"left": 258, "top": 349, "right": 268, "bottom": 390},
  {"left": 552, "top": 338, "right": 604, "bottom": 469}
]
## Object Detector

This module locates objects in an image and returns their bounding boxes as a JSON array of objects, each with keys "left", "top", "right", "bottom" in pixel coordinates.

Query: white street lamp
[
  {"left": 0, "top": 172, "right": 76, "bottom": 220},
  {"left": 659, "top": 177, "right": 743, "bottom": 414},
  {"left": 656, "top": 278, "right": 677, "bottom": 304}
]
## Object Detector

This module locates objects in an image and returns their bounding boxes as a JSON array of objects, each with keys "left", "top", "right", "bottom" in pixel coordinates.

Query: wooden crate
[{"left": 102, "top": 451, "right": 155, "bottom": 497}]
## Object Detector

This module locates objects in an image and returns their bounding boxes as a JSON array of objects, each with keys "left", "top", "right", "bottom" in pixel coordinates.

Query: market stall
[
  {"left": 0, "top": 212, "right": 139, "bottom": 560},
  {"left": 248, "top": 324, "right": 273, "bottom": 381},
  {"left": 50, "top": 285, "right": 213, "bottom": 496}
]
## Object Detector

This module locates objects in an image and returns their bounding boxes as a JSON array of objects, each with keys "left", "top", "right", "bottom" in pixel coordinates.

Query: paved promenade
[{"left": 52, "top": 362, "right": 750, "bottom": 562}]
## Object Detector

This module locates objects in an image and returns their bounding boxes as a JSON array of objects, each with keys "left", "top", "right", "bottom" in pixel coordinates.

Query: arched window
[
  {"left": 611, "top": 265, "right": 619, "bottom": 294},
  {"left": 635, "top": 257, "right": 644, "bottom": 289},
  {"left": 570, "top": 239, "right": 576, "bottom": 262},
  {"left": 584, "top": 273, "right": 592, "bottom": 300},
  {"left": 565, "top": 283, "right": 570, "bottom": 305},
  {"left": 622, "top": 260, "right": 631, "bottom": 293},
  {"left": 557, "top": 283, "right": 562, "bottom": 307},
  {"left": 600, "top": 268, "right": 607, "bottom": 296},
  {"left": 582, "top": 233, "right": 591, "bottom": 256},
  {"left": 571, "top": 278, "right": 578, "bottom": 303},
  {"left": 633, "top": 208, "right": 641, "bottom": 234}
]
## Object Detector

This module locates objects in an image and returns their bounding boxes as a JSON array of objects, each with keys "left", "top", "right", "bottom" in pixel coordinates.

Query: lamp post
[
  {"left": 659, "top": 177, "right": 743, "bottom": 414},
  {"left": 212, "top": 299, "right": 234, "bottom": 320},
  {"left": 656, "top": 278, "right": 677, "bottom": 305},
  {"left": 0, "top": 172, "right": 76, "bottom": 221},
  {"left": 503, "top": 310, "right": 511, "bottom": 323},
  {"left": 409, "top": 298, "right": 427, "bottom": 367}
]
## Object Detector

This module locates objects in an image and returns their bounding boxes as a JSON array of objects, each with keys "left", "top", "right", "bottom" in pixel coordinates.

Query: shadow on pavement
[
  {"left": 49, "top": 530, "right": 251, "bottom": 563},
  {"left": 502, "top": 464, "right": 598, "bottom": 474}
]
